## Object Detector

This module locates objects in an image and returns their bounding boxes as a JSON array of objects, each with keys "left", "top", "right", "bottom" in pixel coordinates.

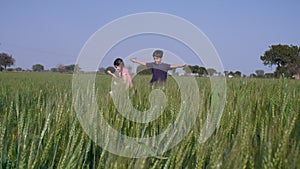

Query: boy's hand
[
  {"left": 130, "top": 58, "right": 146, "bottom": 66},
  {"left": 130, "top": 58, "right": 137, "bottom": 63}
]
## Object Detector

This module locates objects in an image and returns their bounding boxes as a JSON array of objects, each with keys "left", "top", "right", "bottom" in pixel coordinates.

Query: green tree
[
  {"left": 249, "top": 73, "right": 257, "bottom": 78},
  {"left": 224, "top": 71, "right": 229, "bottom": 77},
  {"left": 0, "top": 52, "right": 15, "bottom": 71},
  {"left": 255, "top": 69, "right": 265, "bottom": 78},
  {"left": 15, "top": 67, "right": 22, "bottom": 71},
  {"left": 264, "top": 73, "right": 274, "bottom": 78},
  {"left": 206, "top": 68, "right": 217, "bottom": 76},
  {"left": 190, "top": 65, "right": 199, "bottom": 74},
  {"left": 50, "top": 68, "right": 58, "bottom": 72},
  {"left": 183, "top": 65, "right": 207, "bottom": 76},
  {"left": 198, "top": 67, "right": 208, "bottom": 77},
  {"left": 234, "top": 71, "right": 242, "bottom": 77},
  {"left": 32, "top": 64, "right": 44, "bottom": 72},
  {"left": 260, "top": 44, "right": 300, "bottom": 77},
  {"left": 228, "top": 71, "right": 234, "bottom": 77},
  {"left": 65, "top": 64, "right": 75, "bottom": 72}
]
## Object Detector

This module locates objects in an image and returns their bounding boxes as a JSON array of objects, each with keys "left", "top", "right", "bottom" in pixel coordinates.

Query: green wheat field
[{"left": 0, "top": 72, "right": 299, "bottom": 169}]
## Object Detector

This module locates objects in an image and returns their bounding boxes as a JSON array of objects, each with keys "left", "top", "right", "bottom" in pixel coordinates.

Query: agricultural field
[{"left": 0, "top": 72, "right": 299, "bottom": 168}]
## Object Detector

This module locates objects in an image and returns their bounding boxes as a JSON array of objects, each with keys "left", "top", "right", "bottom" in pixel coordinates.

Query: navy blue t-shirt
[{"left": 146, "top": 62, "right": 171, "bottom": 84}]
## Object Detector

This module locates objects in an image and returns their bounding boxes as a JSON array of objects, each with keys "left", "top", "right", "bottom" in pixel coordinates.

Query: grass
[{"left": 0, "top": 72, "right": 299, "bottom": 168}]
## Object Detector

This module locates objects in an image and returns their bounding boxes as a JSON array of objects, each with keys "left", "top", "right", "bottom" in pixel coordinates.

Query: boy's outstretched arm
[
  {"left": 170, "top": 64, "right": 187, "bottom": 69},
  {"left": 130, "top": 58, "right": 146, "bottom": 66}
]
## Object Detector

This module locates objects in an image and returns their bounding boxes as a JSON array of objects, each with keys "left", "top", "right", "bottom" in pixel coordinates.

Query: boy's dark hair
[{"left": 152, "top": 50, "right": 163, "bottom": 58}]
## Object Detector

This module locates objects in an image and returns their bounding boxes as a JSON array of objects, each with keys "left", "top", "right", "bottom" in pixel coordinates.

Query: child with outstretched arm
[{"left": 130, "top": 50, "right": 186, "bottom": 85}]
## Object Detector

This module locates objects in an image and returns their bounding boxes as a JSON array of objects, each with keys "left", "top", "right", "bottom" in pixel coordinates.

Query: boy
[{"left": 130, "top": 50, "right": 186, "bottom": 85}]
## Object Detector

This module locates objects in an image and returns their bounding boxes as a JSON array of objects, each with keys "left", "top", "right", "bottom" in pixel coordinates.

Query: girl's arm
[{"left": 107, "top": 70, "right": 118, "bottom": 78}]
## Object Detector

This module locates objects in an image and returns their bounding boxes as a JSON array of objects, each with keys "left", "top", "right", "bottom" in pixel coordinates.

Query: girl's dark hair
[
  {"left": 114, "top": 58, "right": 124, "bottom": 67},
  {"left": 113, "top": 58, "right": 124, "bottom": 77}
]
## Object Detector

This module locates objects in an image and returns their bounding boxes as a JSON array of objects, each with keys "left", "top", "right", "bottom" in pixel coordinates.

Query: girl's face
[
  {"left": 114, "top": 65, "right": 121, "bottom": 71},
  {"left": 153, "top": 56, "right": 162, "bottom": 64}
]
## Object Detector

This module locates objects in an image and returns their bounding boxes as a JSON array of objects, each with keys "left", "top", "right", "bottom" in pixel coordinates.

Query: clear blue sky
[{"left": 1, "top": 1, "right": 300, "bottom": 75}]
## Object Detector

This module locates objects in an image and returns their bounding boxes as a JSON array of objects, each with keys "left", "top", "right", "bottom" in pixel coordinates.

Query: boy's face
[{"left": 153, "top": 56, "right": 162, "bottom": 64}]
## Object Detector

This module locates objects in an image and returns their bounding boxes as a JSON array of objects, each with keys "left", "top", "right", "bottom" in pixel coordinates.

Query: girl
[{"left": 107, "top": 58, "right": 134, "bottom": 94}]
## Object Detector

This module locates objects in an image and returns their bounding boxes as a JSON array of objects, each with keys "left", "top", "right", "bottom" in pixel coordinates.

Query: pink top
[{"left": 119, "top": 68, "right": 133, "bottom": 89}]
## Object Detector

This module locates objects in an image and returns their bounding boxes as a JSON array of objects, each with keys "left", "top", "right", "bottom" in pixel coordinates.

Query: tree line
[{"left": 1, "top": 44, "right": 299, "bottom": 78}]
